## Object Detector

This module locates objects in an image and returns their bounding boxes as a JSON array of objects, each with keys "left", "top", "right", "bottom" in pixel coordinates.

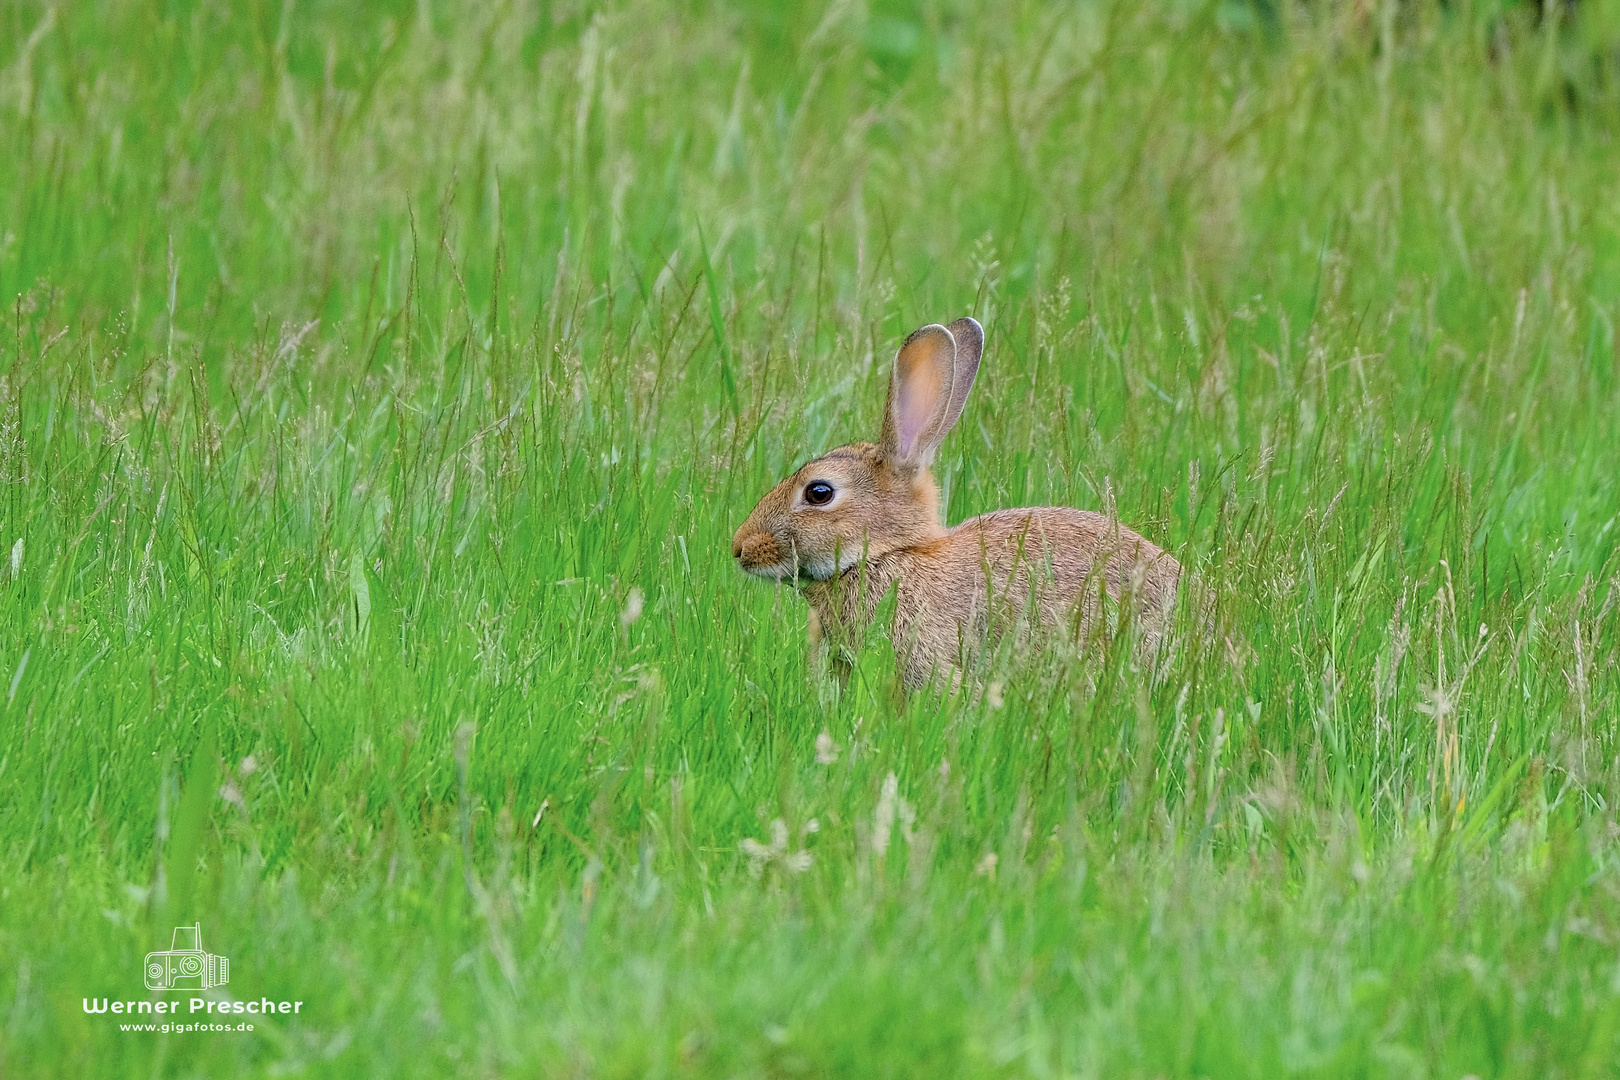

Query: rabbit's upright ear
[
  {"left": 881, "top": 323, "right": 958, "bottom": 468},
  {"left": 939, "top": 316, "right": 982, "bottom": 436}
]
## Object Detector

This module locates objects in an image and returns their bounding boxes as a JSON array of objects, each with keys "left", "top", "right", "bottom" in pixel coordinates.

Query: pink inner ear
[{"left": 896, "top": 361, "right": 945, "bottom": 459}]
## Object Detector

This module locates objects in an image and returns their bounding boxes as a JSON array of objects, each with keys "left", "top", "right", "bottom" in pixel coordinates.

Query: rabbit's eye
[{"left": 804, "top": 481, "right": 835, "bottom": 506}]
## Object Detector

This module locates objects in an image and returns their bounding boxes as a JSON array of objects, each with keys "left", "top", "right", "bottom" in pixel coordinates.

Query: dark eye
[{"left": 804, "top": 481, "right": 835, "bottom": 506}]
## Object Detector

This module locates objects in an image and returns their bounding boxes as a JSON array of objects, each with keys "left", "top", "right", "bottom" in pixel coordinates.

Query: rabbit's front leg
[{"left": 806, "top": 604, "right": 853, "bottom": 700}]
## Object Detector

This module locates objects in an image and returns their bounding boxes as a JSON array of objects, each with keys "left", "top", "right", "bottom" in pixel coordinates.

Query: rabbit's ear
[
  {"left": 939, "top": 316, "right": 983, "bottom": 437},
  {"left": 881, "top": 323, "right": 957, "bottom": 467}
]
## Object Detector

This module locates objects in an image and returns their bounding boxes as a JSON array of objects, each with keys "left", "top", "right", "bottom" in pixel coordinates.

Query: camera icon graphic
[{"left": 144, "top": 923, "right": 229, "bottom": 991}]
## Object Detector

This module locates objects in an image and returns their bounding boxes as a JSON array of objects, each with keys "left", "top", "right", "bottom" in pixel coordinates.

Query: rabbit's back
[
  {"left": 809, "top": 507, "right": 1181, "bottom": 689},
  {"left": 951, "top": 507, "right": 1180, "bottom": 621}
]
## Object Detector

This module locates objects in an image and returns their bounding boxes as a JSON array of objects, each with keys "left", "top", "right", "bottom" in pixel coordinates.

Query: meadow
[{"left": 3, "top": 0, "right": 1620, "bottom": 1075}]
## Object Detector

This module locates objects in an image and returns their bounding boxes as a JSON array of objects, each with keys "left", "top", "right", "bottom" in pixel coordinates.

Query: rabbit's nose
[{"left": 734, "top": 531, "right": 780, "bottom": 567}]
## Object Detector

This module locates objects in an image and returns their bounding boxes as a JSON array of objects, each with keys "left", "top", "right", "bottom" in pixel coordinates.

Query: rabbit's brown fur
[{"left": 732, "top": 318, "right": 1181, "bottom": 690}]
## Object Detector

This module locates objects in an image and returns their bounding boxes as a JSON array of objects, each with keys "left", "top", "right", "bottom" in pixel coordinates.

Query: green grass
[{"left": 4, "top": 0, "right": 1620, "bottom": 1075}]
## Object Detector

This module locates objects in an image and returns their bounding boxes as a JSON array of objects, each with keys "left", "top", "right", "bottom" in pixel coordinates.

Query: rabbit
[{"left": 731, "top": 317, "right": 1183, "bottom": 691}]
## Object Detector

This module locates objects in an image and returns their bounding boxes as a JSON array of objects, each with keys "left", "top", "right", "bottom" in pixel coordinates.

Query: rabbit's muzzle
[{"left": 733, "top": 530, "right": 785, "bottom": 575}]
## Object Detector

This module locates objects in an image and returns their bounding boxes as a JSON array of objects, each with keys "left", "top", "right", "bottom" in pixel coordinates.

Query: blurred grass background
[{"left": 4, "top": 0, "right": 1620, "bottom": 1075}]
